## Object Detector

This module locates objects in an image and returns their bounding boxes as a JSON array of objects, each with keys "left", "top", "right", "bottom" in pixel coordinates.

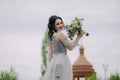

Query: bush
[
  {"left": 0, "top": 68, "right": 18, "bottom": 80},
  {"left": 109, "top": 72, "right": 120, "bottom": 80},
  {"left": 85, "top": 73, "right": 97, "bottom": 80}
]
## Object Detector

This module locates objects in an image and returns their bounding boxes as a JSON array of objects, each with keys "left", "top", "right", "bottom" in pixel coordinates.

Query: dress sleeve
[
  {"left": 60, "top": 30, "right": 78, "bottom": 49},
  {"left": 64, "top": 39, "right": 78, "bottom": 48}
]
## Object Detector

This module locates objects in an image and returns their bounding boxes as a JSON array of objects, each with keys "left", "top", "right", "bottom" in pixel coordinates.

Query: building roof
[{"left": 72, "top": 45, "right": 95, "bottom": 77}]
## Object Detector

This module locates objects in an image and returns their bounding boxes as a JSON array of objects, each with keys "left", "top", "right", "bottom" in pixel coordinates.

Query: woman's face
[{"left": 54, "top": 19, "right": 64, "bottom": 31}]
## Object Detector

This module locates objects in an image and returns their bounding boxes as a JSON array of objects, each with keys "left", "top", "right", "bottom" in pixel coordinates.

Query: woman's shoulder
[
  {"left": 53, "top": 31, "right": 63, "bottom": 40},
  {"left": 52, "top": 32, "right": 62, "bottom": 41},
  {"left": 57, "top": 30, "right": 67, "bottom": 36},
  {"left": 54, "top": 30, "right": 67, "bottom": 41}
]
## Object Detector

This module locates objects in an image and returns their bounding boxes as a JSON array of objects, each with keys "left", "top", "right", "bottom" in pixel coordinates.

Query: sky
[{"left": 0, "top": 0, "right": 120, "bottom": 80}]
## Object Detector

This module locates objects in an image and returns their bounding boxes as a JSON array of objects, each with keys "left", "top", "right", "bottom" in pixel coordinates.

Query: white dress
[{"left": 42, "top": 31, "right": 73, "bottom": 80}]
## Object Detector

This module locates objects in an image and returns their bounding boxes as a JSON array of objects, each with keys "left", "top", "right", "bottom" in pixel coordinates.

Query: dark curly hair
[{"left": 48, "top": 15, "right": 63, "bottom": 40}]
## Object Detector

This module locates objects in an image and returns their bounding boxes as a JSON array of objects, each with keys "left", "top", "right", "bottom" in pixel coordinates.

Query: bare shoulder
[
  {"left": 52, "top": 32, "right": 63, "bottom": 41},
  {"left": 57, "top": 31, "right": 65, "bottom": 38},
  {"left": 55, "top": 31, "right": 67, "bottom": 41}
]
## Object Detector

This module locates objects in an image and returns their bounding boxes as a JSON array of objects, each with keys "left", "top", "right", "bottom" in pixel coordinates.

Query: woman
[{"left": 42, "top": 15, "right": 84, "bottom": 80}]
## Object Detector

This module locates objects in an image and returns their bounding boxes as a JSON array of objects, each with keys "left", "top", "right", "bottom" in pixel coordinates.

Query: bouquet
[{"left": 66, "top": 17, "right": 89, "bottom": 40}]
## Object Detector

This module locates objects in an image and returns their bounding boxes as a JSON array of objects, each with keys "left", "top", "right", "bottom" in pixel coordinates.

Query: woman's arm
[{"left": 57, "top": 31, "right": 83, "bottom": 51}]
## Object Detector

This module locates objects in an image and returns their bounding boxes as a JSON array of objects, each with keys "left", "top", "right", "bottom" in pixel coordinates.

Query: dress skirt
[{"left": 42, "top": 53, "right": 73, "bottom": 80}]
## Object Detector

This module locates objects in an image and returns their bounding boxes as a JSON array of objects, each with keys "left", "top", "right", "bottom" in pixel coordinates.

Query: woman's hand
[
  {"left": 77, "top": 30, "right": 84, "bottom": 37},
  {"left": 79, "top": 30, "right": 89, "bottom": 36}
]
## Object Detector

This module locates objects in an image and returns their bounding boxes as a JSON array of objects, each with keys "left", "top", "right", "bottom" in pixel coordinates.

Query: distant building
[{"left": 72, "top": 45, "right": 96, "bottom": 80}]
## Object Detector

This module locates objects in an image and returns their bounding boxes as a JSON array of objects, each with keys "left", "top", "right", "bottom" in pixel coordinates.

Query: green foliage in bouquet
[
  {"left": 0, "top": 67, "right": 18, "bottom": 80},
  {"left": 66, "top": 17, "right": 82, "bottom": 40},
  {"left": 66, "top": 17, "right": 89, "bottom": 40}
]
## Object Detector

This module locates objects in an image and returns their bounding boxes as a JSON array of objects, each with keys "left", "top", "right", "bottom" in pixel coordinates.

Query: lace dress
[{"left": 42, "top": 31, "right": 73, "bottom": 80}]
